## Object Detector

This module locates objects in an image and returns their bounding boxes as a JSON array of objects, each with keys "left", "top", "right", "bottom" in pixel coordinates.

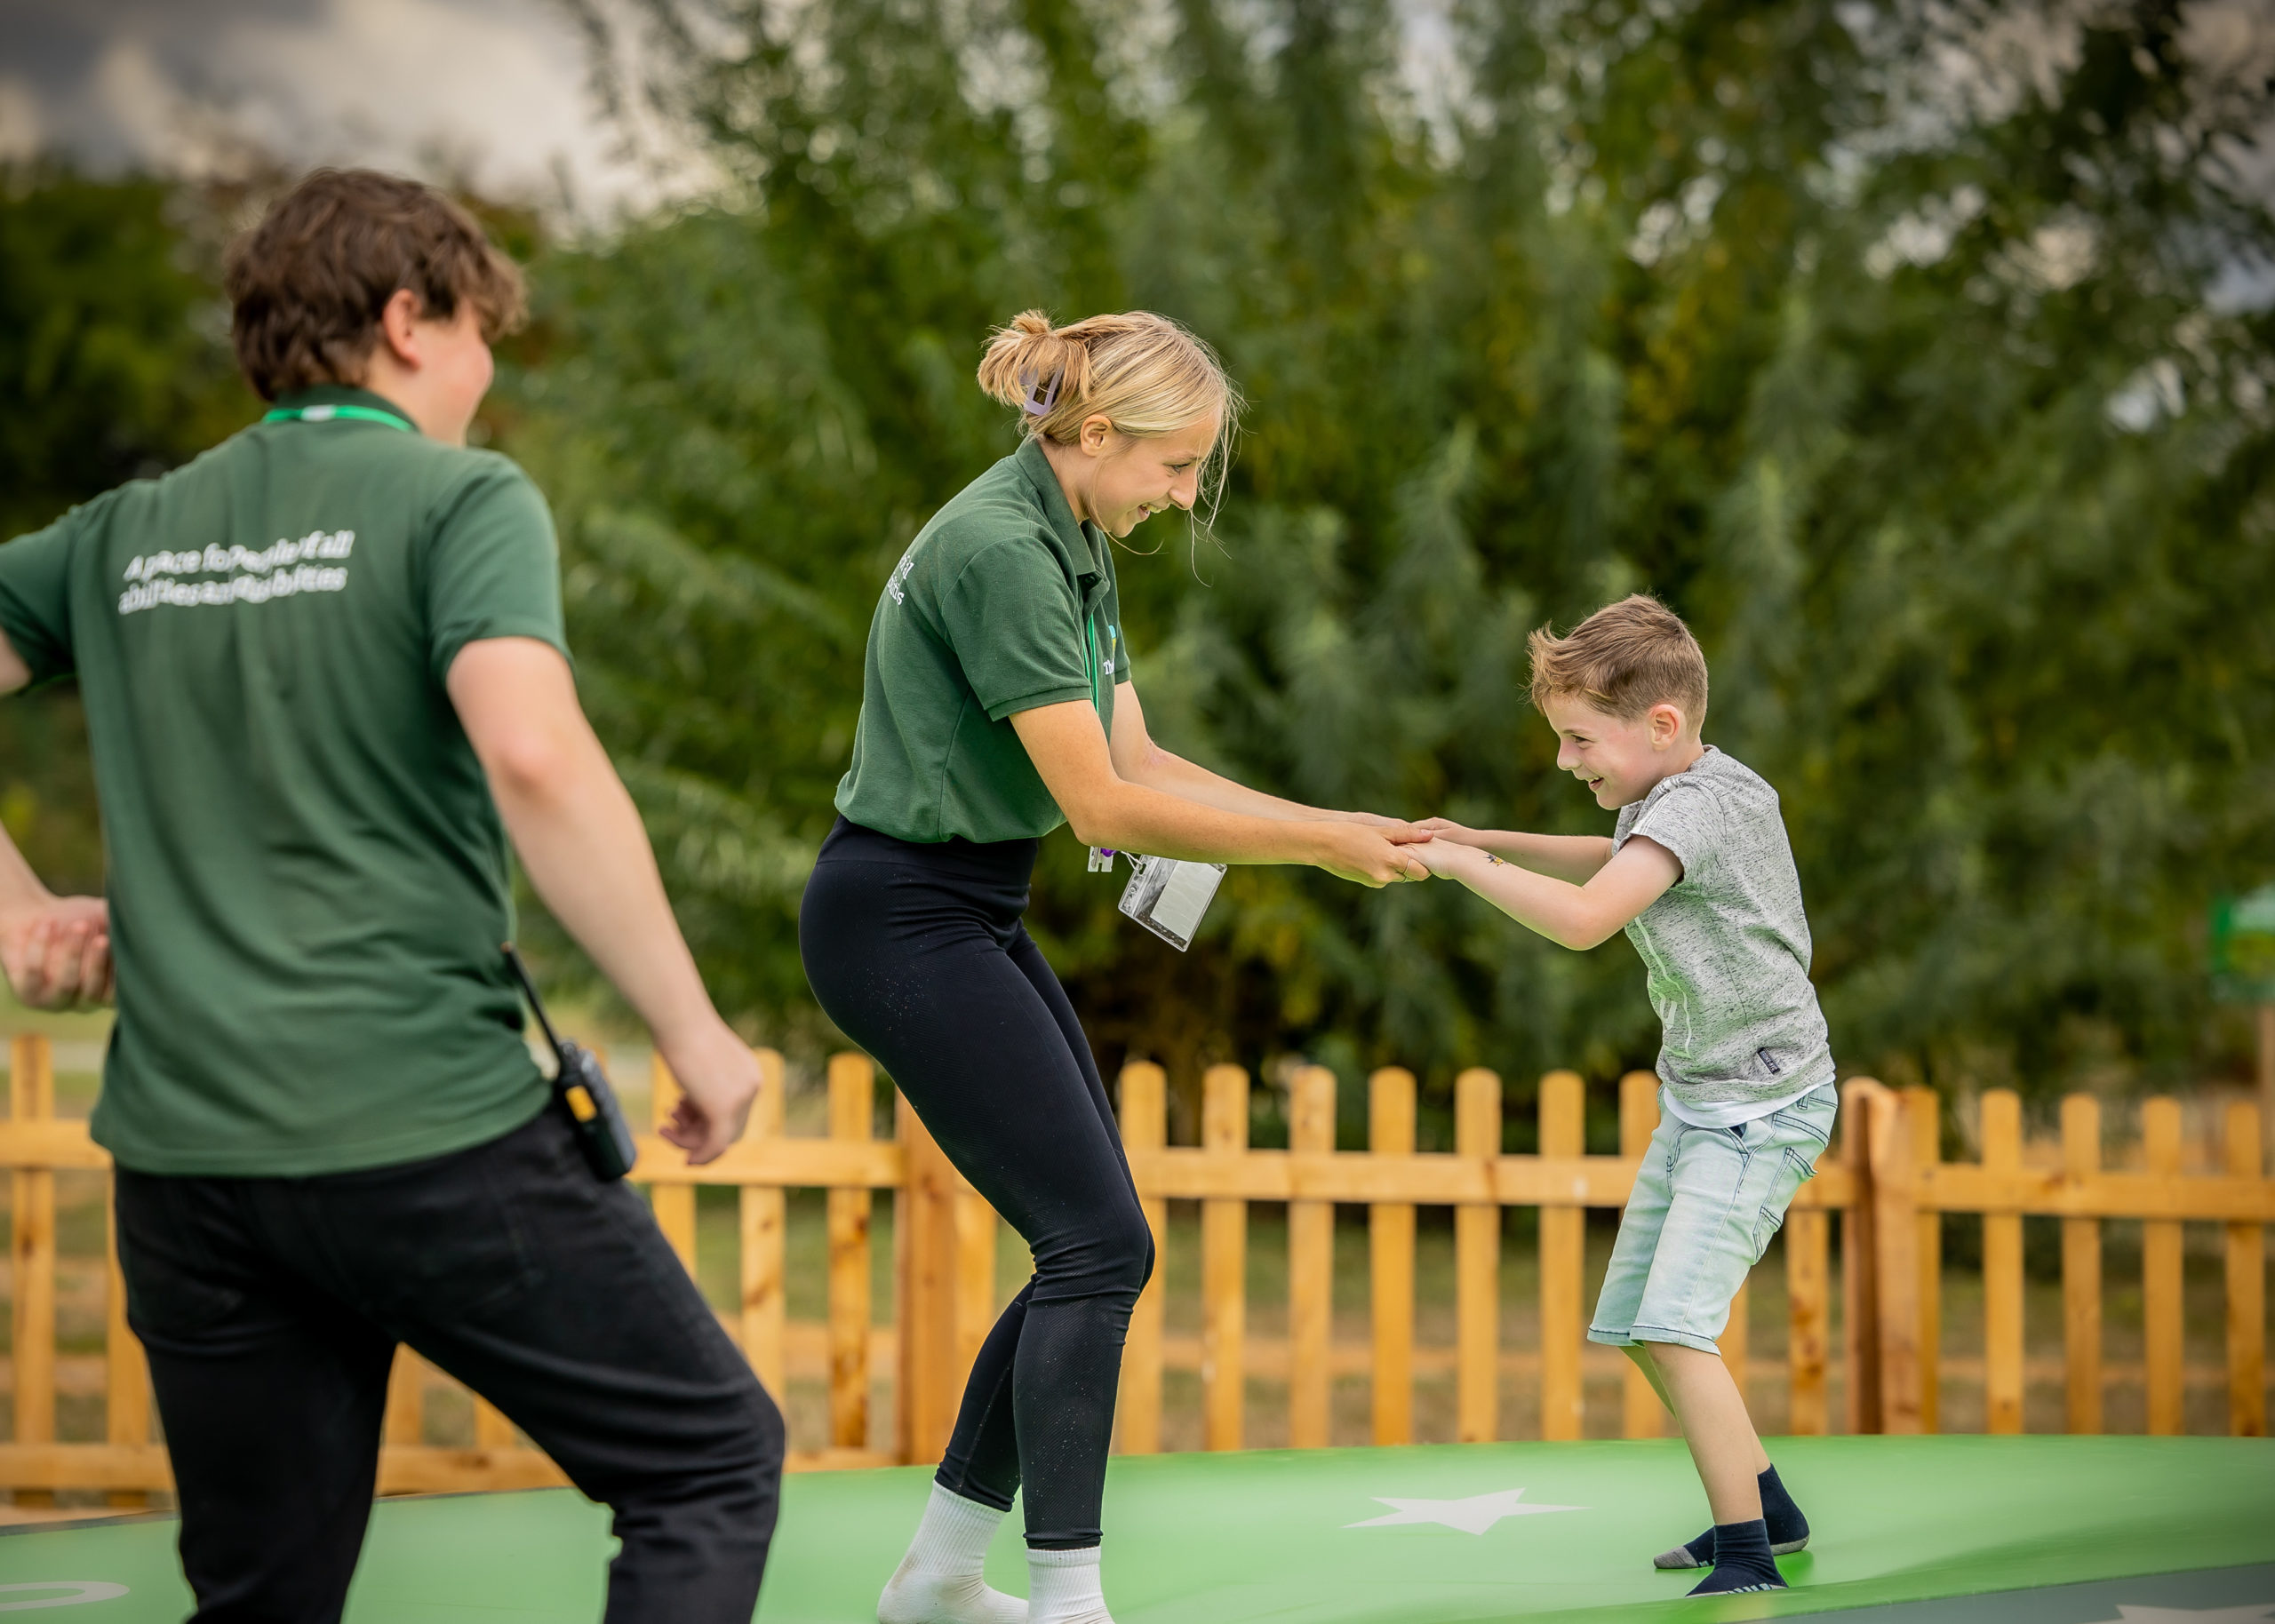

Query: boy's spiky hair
[{"left": 1526, "top": 593, "right": 1709, "bottom": 724}]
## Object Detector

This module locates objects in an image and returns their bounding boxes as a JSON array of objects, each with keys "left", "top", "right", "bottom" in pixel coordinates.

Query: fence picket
[
  {"left": 1201, "top": 1065, "right": 1249, "bottom": 1451},
  {"left": 1538, "top": 1070, "right": 1585, "bottom": 1442},
  {"left": 1906, "top": 1086, "right": 1942, "bottom": 1433},
  {"left": 103, "top": 1198, "right": 148, "bottom": 1509},
  {"left": 1866, "top": 1084, "right": 1921, "bottom": 1434},
  {"left": 2143, "top": 1097, "right": 2184, "bottom": 1436},
  {"left": 1455, "top": 1068, "right": 1502, "bottom": 1444},
  {"left": 1842, "top": 1082, "right": 1881, "bottom": 1433},
  {"left": 650, "top": 1053, "right": 697, "bottom": 1273},
  {"left": 1617, "top": 1072, "right": 1663, "bottom": 1439},
  {"left": 2061, "top": 1095, "right": 2103, "bottom": 1435},
  {"left": 1369, "top": 1068, "right": 1416, "bottom": 1445},
  {"left": 2226, "top": 1101, "right": 2265, "bottom": 1438},
  {"left": 954, "top": 1188, "right": 996, "bottom": 1402},
  {"left": 1786, "top": 1203, "right": 1830, "bottom": 1437},
  {"left": 10, "top": 1035, "right": 55, "bottom": 1507},
  {"left": 1115, "top": 1063, "right": 1167, "bottom": 1455},
  {"left": 474, "top": 1396, "right": 516, "bottom": 1450},
  {"left": 384, "top": 1347, "right": 426, "bottom": 1445},
  {"left": 1981, "top": 1090, "right": 2024, "bottom": 1435},
  {"left": 895, "top": 1097, "right": 959, "bottom": 1463},
  {"left": 740, "top": 1048, "right": 787, "bottom": 1396},
  {"left": 1287, "top": 1065, "right": 1337, "bottom": 1449},
  {"left": 828, "top": 1054, "right": 875, "bottom": 1451}
]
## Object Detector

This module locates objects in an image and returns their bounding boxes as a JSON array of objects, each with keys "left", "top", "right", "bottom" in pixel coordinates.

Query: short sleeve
[
  {"left": 422, "top": 459, "right": 570, "bottom": 681},
  {"left": 1627, "top": 779, "right": 1724, "bottom": 886},
  {"left": 939, "top": 540, "right": 1094, "bottom": 721},
  {"left": 0, "top": 513, "right": 81, "bottom": 685}
]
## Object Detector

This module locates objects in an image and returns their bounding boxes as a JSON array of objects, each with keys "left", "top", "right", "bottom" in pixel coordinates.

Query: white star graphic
[
  {"left": 2079, "top": 1606, "right": 2275, "bottom": 1624},
  {"left": 1346, "top": 1487, "right": 1587, "bottom": 1536}
]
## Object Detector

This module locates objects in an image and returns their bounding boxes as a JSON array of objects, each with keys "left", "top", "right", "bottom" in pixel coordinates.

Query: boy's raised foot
[
  {"left": 1685, "top": 1520, "right": 1788, "bottom": 1596},
  {"left": 1652, "top": 1465, "right": 1808, "bottom": 1569}
]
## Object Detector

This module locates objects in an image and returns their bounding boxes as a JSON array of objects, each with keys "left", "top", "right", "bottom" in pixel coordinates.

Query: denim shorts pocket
[
  {"left": 1768, "top": 1093, "right": 1837, "bottom": 1151},
  {"left": 1748, "top": 1148, "right": 1819, "bottom": 1263}
]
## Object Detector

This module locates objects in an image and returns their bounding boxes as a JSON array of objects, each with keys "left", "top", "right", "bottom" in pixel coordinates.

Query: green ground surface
[{"left": 0, "top": 1436, "right": 2268, "bottom": 1622}]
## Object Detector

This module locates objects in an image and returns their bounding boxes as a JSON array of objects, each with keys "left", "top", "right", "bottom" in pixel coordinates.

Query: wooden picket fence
[{"left": 0, "top": 1034, "right": 2268, "bottom": 1503}]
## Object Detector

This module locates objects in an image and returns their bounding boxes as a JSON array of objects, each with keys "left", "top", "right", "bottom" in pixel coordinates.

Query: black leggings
[{"left": 799, "top": 817, "right": 1153, "bottom": 1549}]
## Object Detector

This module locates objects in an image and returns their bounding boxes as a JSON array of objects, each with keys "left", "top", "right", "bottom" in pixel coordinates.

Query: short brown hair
[
  {"left": 1527, "top": 593, "right": 1710, "bottom": 724},
  {"left": 225, "top": 169, "right": 527, "bottom": 401}
]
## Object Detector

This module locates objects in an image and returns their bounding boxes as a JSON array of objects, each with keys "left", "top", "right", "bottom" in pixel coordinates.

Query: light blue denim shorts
[{"left": 1586, "top": 1085, "right": 1839, "bottom": 1355}]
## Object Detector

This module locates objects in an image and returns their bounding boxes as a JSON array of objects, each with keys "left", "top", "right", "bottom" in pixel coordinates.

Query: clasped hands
[{"left": 1331, "top": 812, "right": 1494, "bottom": 887}]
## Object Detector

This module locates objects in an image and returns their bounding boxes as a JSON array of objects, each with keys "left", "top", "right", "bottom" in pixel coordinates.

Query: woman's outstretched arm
[
  {"left": 1010, "top": 697, "right": 1427, "bottom": 888},
  {"left": 1105, "top": 680, "right": 1415, "bottom": 827}
]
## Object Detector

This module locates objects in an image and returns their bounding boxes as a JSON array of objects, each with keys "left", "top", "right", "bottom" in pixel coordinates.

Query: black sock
[
  {"left": 1688, "top": 1518, "right": 1786, "bottom": 1596},
  {"left": 1758, "top": 1465, "right": 1808, "bottom": 1547},
  {"left": 1656, "top": 1466, "right": 1808, "bottom": 1568}
]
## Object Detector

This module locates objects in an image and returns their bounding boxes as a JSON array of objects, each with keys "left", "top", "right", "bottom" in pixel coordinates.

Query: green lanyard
[
  {"left": 261, "top": 404, "right": 414, "bottom": 432},
  {"left": 1084, "top": 615, "right": 1102, "bottom": 714}
]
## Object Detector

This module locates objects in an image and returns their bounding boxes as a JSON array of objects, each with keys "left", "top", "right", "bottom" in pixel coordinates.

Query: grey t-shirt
[{"left": 1612, "top": 745, "right": 1834, "bottom": 1126}]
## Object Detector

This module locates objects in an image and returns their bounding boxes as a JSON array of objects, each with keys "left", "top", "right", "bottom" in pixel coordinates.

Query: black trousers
[
  {"left": 114, "top": 1107, "right": 785, "bottom": 1624},
  {"left": 799, "top": 817, "right": 1153, "bottom": 1549}
]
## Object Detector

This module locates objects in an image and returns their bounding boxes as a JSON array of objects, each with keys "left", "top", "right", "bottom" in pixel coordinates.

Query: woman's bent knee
[
  {"left": 1033, "top": 1201, "right": 1153, "bottom": 1304},
  {"left": 1100, "top": 1201, "right": 1154, "bottom": 1298}
]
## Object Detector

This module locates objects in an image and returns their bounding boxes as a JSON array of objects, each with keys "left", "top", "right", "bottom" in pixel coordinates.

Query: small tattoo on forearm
[{"left": 1485, "top": 854, "right": 1505, "bottom": 866}]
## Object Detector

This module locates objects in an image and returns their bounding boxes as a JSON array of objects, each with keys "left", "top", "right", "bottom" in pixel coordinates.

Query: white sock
[
  {"left": 878, "top": 1484, "right": 1028, "bottom": 1624},
  {"left": 1026, "top": 1546, "right": 1112, "bottom": 1624}
]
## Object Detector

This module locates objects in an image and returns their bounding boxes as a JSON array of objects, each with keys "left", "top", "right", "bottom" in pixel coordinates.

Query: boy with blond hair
[{"left": 1417, "top": 593, "right": 1831, "bottom": 1596}]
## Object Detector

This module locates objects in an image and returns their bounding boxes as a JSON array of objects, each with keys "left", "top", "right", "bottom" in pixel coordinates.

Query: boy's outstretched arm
[
  {"left": 1417, "top": 833, "right": 1680, "bottom": 950},
  {"left": 1416, "top": 818, "right": 1614, "bottom": 884}
]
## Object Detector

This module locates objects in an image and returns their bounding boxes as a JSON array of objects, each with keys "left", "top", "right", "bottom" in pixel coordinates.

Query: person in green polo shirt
[
  {"left": 0, "top": 170, "right": 782, "bottom": 1622},
  {"left": 802, "top": 309, "right": 1433, "bottom": 1624}
]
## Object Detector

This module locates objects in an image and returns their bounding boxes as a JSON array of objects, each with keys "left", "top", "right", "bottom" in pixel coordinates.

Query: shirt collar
[
  {"left": 270, "top": 384, "right": 419, "bottom": 431},
  {"left": 1013, "top": 435, "right": 1106, "bottom": 584}
]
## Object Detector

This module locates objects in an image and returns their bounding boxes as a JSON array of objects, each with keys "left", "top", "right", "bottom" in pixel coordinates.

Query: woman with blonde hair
[{"left": 801, "top": 310, "right": 1428, "bottom": 1624}]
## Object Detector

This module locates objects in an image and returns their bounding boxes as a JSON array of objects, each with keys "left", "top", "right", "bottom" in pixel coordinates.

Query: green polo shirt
[
  {"left": 0, "top": 385, "right": 562, "bottom": 1175},
  {"left": 835, "top": 436, "right": 1129, "bottom": 844}
]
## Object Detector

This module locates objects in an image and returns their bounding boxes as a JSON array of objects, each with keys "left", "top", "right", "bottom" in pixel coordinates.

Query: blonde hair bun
[{"left": 977, "top": 308, "right": 1241, "bottom": 454}]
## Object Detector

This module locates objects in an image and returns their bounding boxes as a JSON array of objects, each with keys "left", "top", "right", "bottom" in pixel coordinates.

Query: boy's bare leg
[
  {"left": 1638, "top": 1342, "right": 1770, "bottom": 1522},
  {"left": 1619, "top": 1342, "right": 1676, "bottom": 1415}
]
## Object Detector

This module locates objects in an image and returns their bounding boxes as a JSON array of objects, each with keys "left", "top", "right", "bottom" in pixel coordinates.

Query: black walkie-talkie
[{"left": 503, "top": 943, "right": 639, "bottom": 1182}]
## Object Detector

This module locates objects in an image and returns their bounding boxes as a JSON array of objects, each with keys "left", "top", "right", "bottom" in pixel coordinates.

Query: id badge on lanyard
[
  {"left": 1084, "top": 611, "right": 1116, "bottom": 873},
  {"left": 1082, "top": 613, "right": 1227, "bottom": 951}
]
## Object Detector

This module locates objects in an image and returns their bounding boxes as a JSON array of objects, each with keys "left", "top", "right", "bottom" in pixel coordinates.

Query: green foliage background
[
  {"left": 0, "top": 169, "right": 259, "bottom": 895},
  {"left": 6, "top": 3, "right": 2275, "bottom": 1141}
]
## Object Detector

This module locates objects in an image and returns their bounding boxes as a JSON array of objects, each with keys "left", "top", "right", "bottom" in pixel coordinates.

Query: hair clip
[{"left": 1019, "top": 369, "right": 1060, "bottom": 418}]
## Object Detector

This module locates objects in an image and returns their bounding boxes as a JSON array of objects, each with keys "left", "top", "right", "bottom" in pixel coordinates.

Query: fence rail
[{"left": 0, "top": 1034, "right": 2266, "bottom": 1499}]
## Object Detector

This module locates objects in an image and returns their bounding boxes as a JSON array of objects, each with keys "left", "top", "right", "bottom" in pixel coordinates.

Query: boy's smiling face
[{"left": 1541, "top": 691, "right": 1702, "bottom": 809}]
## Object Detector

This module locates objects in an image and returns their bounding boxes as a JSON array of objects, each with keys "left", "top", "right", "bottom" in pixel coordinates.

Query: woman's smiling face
[{"left": 1077, "top": 417, "right": 1220, "bottom": 538}]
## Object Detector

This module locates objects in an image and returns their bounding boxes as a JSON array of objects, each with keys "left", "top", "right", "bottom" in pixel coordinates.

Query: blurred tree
[
  {"left": 0, "top": 167, "right": 259, "bottom": 894},
  {"left": 513, "top": 0, "right": 2274, "bottom": 1133},
  {"left": 11, "top": 8, "right": 2265, "bottom": 1136}
]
